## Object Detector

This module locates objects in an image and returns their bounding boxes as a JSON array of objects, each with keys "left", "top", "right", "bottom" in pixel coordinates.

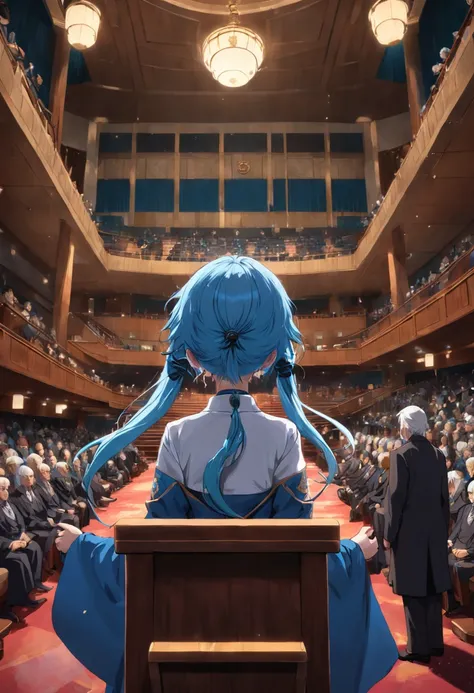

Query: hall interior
[{"left": 1, "top": 1, "right": 474, "bottom": 692}]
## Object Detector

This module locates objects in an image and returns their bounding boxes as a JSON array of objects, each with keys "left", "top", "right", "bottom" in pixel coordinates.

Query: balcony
[{"left": 1, "top": 12, "right": 474, "bottom": 299}]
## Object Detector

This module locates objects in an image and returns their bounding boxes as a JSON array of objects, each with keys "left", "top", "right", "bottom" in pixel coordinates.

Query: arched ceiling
[{"left": 65, "top": 0, "right": 408, "bottom": 123}]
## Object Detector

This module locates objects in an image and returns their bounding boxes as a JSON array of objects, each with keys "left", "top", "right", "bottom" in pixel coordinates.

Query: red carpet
[{"left": 1, "top": 465, "right": 473, "bottom": 692}]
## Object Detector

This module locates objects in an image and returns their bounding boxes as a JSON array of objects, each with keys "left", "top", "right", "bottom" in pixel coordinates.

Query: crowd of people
[
  {"left": 0, "top": 418, "right": 148, "bottom": 615},
  {"left": 367, "top": 233, "right": 474, "bottom": 327},
  {"left": 0, "top": 286, "right": 120, "bottom": 390},
  {"left": 334, "top": 372, "right": 474, "bottom": 617},
  {"left": 101, "top": 227, "right": 361, "bottom": 263}
]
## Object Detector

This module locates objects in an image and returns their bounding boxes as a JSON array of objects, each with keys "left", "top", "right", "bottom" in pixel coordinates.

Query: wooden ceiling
[{"left": 65, "top": 0, "right": 409, "bottom": 123}]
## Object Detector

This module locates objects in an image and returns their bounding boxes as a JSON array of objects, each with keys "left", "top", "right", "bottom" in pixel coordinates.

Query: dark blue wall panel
[
  {"left": 179, "top": 179, "right": 219, "bottom": 212},
  {"left": 330, "top": 133, "right": 364, "bottom": 154},
  {"left": 99, "top": 133, "right": 132, "bottom": 154},
  {"left": 96, "top": 180, "right": 130, "bottom": 213},
  {"left": 180, "top": 134, "right": 219, "bottom": 153},
  {"left": 331, "top": 180, "right": 367, "bottom": 213},
  {"left": 288, "top": 179, "right": 327, "bottom": 212},
  {"left": 137, "top": 133, "right": 175, "bottom": 153},
  {"left": 135, "top": 179, "right": 174, "bottom": 213},
  {"left": 272, "top": 179, "right": 287, "bottom": 212},
  {"left": 224, "top": 180, "right": 267, "bottom": 212}
]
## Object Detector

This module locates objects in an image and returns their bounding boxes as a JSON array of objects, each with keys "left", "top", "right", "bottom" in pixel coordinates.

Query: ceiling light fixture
[
  {"left": 369, "top": 0, "right": 408, "bottom": 46},
  {"left": 65, "top": 1, "right": 101, "bottom": 50},
  {"left": 202, "top": 2, "right": 264, "bottom": 88}
]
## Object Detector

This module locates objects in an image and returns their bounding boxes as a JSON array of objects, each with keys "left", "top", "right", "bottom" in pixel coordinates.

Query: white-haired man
[
  {"left": 0, "top": 477, "right": 49, "bottom": 607},
  {"left": 446, "top": 479, "right": 474, "bottom": 612},
  {"left": 10, "top": 466, "right": 59, "bottom": 558},
  {"left": 384, "top": 405, "right": 451, "bottom": 663}
]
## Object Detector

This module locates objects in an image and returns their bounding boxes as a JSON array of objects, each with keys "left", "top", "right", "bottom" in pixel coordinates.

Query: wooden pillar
[
  {"left": 84, "top": 121, "right": 99, "bottom": 210},
  {"left": 53, "top": 221, "right": 75, "bottom": 347},
  {"left": 363, "top": 121, "right": 381, "bottom": 212},
  {"left": 49, "top": 27, "right": 70, "bottom": 149},
  {"left": 404, "top": 24, "right": 424, "bottom": 138},
  {"left": 387, "top": 226, "right": 409, "bottom": 309}
]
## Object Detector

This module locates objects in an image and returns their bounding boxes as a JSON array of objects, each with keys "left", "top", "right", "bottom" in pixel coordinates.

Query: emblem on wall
[{"left": 237, "top": 161, "right": 251, "bottom": 175}]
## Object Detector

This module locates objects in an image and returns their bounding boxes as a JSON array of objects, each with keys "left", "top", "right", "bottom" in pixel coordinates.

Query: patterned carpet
[{"left": 1, "top": 464, "right": 473, "bottom": 693}]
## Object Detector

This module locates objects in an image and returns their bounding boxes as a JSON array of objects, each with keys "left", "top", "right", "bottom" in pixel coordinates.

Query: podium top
[{"left": 114, "top": 518, "right": 340, "bottom": 554}]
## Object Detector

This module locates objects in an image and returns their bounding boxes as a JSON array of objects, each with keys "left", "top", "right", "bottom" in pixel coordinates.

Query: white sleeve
[
  {"left": 273, "top": 423, "right": 306, "bottom": 482},
  {"left": 156, "top": 423, "right": 184, "bottom": 483}
]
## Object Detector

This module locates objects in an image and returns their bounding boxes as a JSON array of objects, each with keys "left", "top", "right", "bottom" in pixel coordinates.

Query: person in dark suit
[
  {"left": 446, "top": 480, "right": 474, "bottom": 611},
  {"left": 35, "top": 464, "right": 80, "bottom": 528},
  {"left": 10, "top": 466, "right": 59, "bottom": 557},
  {"left": 0, "top": 477, "right": 50, "bottom": 607},
  {"left": 52, "top": 462, "right": 90, "bottom": 528},
  {"left": 448, "top": 470, "right": 468, "bottom": 523},
  {"left": 384, "top": 406, "right": 451, "bottom": 664}
]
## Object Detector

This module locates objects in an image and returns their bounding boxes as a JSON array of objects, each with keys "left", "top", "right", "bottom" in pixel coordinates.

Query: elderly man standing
[{"left": 384, "top": 405, "right": 451, "bottom": 664}]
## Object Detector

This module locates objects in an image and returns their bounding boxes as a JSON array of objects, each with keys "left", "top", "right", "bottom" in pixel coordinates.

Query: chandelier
[
  {"left": 202, "top": 3, "right": 264, "bottom": 88},
  {"left": 369, "top": 0, "right": 408, "bottom": 46},
  {"left": 65, "top": 1, "right": 101, "bottom": 50}
]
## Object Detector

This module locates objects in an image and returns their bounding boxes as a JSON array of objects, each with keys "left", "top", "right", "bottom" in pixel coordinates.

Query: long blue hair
[{"left": 78, "top": 256, "right": 354, "bottom": 517}]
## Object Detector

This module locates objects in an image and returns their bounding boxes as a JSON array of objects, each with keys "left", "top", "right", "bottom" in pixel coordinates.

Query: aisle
[{"left": 1, "top": 465, "right": 473, "bottom": 693}]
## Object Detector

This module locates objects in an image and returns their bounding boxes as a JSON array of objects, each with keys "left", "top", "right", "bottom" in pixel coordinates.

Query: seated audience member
[
  {"left": 26, "top": 452, "right": 43, "bottom": 480},
  {"left": 52, "top": 462, "right": 90, "bottom": 527},
  {"left": 447, "top": 480, "right": 474, "bottom": 613},
  {"left": 10, "top": 466, "right": 59, "bottom": 558},
  {"left": 103, "top": 459, "right": 124, "bottom": 490},
  {"left": 0, "top": 286, "right": 19, "bottom": 307},
  {"left": 115, "top": 452, "right": 131, "bottom": 484},
  {"left": 16, "top": 436, "right": 31, "bottom": 460},
  {"left": 0, "top": 478, "right": 50, "bottom": 607},
  {"left": 467, "top": 457, "right": 474, "bottom": 481},
  {"left": 33, "top": 443, "right": 45, "bottom": 461},
  {"left": 448, "top": 469, "right": 468, "bottom": 522},
  {"left": 5, "top": 455, "right": 22, "bottom": 491},
  {"left": 35, "top": 464, "right": 80, "bottom": 529}
]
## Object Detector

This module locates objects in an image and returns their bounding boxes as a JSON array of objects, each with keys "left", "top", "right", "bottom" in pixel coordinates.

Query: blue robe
[{"left": 53, "top": 470, "right": 398, "bottom": 693}]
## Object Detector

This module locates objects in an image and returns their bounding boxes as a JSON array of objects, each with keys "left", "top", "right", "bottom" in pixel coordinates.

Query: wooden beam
[
  {"left": 408, "top": 0, "right": 428, "bottom": 24},
  {"left": 43, "top": 0, "right": 65, "bottom": 28}
]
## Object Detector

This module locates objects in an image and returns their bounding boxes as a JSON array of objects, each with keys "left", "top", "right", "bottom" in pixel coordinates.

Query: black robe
[
  {"left": 0, "top": 502, "right": 43, "bottom": 605},
  {"left": 52, "top": 476, "right": 90, "bottom": 528},
  {"left": 35, "top": 482, "right": 80, "bottom": 528},
  {"left": 10, "top": 486, "right": 58, "bottom": 555},
  {"left": 384, "top": 434, "right": 451, "bottom": 596}
]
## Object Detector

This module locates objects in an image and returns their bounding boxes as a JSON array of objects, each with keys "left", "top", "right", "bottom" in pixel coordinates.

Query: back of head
[
  {"left": 77, "top": 256, "right": 354, "bottom": 517},
  {"left": 398, "top": 405, "right": 428, "bottom": 437}
]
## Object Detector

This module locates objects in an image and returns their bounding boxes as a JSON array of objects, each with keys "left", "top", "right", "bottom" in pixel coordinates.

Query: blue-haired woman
[{"left": 53, "top": 256, "right": 398, "bottom": 693}]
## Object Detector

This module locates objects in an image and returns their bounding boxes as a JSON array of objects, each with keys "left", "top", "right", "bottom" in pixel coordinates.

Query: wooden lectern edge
[
  {"left": 115, "top": 539, "right": 341, "bottom": 554},
  {"left": 114, "top": 519, "right": 341, "bottom": 554}
]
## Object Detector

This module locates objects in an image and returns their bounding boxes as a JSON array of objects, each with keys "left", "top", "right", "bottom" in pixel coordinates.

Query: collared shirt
[
  {"left": 26, "top": 489, "right": 35, "bottom": 502},
  {"left": 1, "top": 502, "right": 15, "bottom": 521},
  {"left": 468, "top": 506, "right": 474, "bottom": 526},
  {"left": 157, "top": 394, "right": 305, "bottom": 494}
]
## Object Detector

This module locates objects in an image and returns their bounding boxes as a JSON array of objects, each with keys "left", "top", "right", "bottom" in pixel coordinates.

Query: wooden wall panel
[
  {"left": 445, "top": 282, "right": 469, "bottom": 317},
  {"left": 398, "top": 317, "right": 416, "bottom": 345},
  {"left": 415, "top": 300, "right": 441, "bottom": 333}
]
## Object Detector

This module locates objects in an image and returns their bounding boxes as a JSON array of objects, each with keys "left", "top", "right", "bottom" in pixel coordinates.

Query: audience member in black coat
[
  {"left": 104, "top": 459, "right": 124, "bottom": 490},
  {"left": 0, "top": 477, "right": 50, "bottom": 607},
  {"left": 446, "top": 480, "right": 474, "bottom": 611},
  {"left": 448, "top": 470, "right": 469, "bottom": 523},
  {"left": 36, "top": 464, "right": 80, "bottom": 528},
  {"left": 384, "top": 406, "right": 451, "bottom": 664},
  {"left": 52, "top": 463, "right": 90, "bottom": 528},
  {"left": 10, "top": 466, "right": 59, "bottom": 557}
]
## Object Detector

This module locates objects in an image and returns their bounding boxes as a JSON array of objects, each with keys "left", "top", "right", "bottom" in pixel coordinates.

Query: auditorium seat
[
  {"left": 451, "top": 576, "right": 474, "bottom": 645},
  {"left": 0, "top": 569, "right": 12, "bottom": 662}
]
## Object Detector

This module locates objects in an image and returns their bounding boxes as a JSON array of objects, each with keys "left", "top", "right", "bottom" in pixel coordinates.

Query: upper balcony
[{"left": 1, "top": 8, "right": 474, "bottom": 299}]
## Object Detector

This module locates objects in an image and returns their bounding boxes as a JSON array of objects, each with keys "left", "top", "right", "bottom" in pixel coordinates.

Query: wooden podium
[{"left": 115, "top": 519, "right": 340, "bottom": 693}]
